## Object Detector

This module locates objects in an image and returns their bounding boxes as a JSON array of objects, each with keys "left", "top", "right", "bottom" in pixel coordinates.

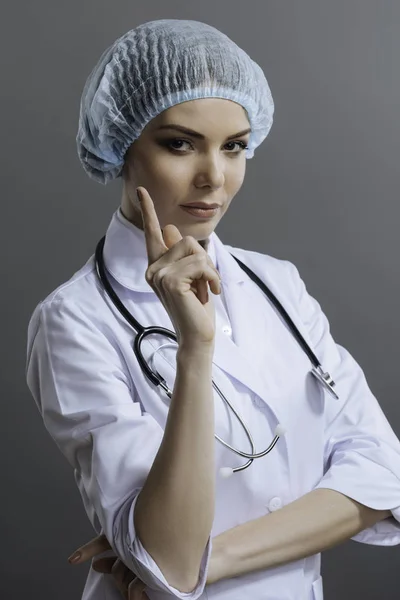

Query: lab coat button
[
  {"left": 222, "top": 325, "right": 232, "bottom": 336},
  {"left": 268, "top": 497, "right": 283, "bottom": 512}
]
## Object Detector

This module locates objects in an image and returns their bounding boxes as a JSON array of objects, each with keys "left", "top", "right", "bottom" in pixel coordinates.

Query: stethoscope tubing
[{"left": 94, "top": 235, "right": 338, "bottom": 475}]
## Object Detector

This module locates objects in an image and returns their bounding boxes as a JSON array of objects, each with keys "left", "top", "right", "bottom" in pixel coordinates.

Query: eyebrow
[{"left": 156, "top": 124, "right": 252, "bottom": 140}]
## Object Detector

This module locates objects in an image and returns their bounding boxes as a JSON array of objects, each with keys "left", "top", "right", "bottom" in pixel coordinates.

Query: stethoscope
[{"left": 95, "top": 236, "right": 339, "bottom": 478}]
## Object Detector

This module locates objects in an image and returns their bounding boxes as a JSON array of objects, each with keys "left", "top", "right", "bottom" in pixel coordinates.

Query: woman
[{"left": 26, "top": 18, "right": 400, "bottom": 600}]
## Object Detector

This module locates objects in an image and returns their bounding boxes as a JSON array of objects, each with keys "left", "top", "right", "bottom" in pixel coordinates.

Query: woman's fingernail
[
  {"left": 136, "top": 189, "right": 142, "bottom": 202},
  {"left": 68, "top": 551, "right": 82, "bottom": 564}
]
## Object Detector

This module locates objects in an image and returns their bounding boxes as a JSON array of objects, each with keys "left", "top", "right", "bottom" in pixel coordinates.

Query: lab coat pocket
[{"left": 311, "top": 575, "right": 323, "bottom": 600}]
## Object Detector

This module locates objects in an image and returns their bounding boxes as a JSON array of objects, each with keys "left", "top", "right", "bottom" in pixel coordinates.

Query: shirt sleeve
[
  {"left": 286, "top": 261, "right": 400, "bottom": 546},
  {"left": 26, "top": 297, "right": 211, "bottom": 597}
]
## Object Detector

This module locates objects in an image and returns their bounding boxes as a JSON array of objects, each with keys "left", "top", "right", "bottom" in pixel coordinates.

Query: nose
[{"left": 194, "top": 154, "right": 225, "bottom": 190}]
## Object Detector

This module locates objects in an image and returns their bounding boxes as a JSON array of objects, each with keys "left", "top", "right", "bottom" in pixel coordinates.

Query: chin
[{"left": 182, "top": 223, "right": 215, "bottom": 239}]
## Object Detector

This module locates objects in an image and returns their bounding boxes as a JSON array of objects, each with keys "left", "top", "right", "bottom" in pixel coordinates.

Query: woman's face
[{"left": 121, "top": 98, "right": 251, "bottom": 241}]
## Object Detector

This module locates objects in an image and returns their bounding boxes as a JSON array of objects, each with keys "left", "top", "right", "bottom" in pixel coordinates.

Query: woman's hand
[
  {"left": 137, "top": 186, "right": 221, "bottom": 346},
  {"left": 68, "top": 533, "right": 224, "bottom": 590},
  {"left": 68, "top": 534, "right": 148, "bottom": 599}
]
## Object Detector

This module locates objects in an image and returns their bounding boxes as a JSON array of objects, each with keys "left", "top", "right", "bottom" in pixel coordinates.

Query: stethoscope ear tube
[
  {"left": 96, "top": 237, "right": 178, "bottom": 391},
  {"left": 231, "top": 255, "right": 338, "bottom": 399},
  {"left": 95, "top": 237, "right": 144, "bottom": 333}
]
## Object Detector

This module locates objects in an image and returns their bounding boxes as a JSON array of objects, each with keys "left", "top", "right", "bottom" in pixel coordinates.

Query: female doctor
[{"left": 26, "top": 18, "right": 400, "bottom": 600}]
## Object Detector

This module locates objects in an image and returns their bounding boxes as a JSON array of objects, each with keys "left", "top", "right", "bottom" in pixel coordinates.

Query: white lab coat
[{"left": 26, "top": 208, "right": 400, "bottom": 600}]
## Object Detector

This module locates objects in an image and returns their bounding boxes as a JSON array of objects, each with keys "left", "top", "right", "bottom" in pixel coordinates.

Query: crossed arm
[
  {"left": 209, "top": 487, "right": 391, "bottom": 583},
  {"left": 70, "top": 487, "right": 391, "bottom": 590}
]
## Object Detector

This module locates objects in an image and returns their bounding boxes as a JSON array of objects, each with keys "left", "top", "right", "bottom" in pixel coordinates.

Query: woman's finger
[
  {"left": 94, "top": 557, "right": 146, "bottom": 599},
  {"left": 163, "top": 226, "right": 221, "bottom": 297},
  {"left": 68, "top": 533, "right": 112, "bottom": 564},
  {"left": 92, "top": 557, "right": 117, "bottom": 573},
  {"left": 128, "top": 577, "right": 149, "bottom": 600},
  {"left": 153, "top": 253, "right": 220, "bottom": 299},
  {"left": 162, "top": 223, "right": 185, "bottom": 250},
  {"left": 138, "top": 187, "right": 173, "bottom": 264},
  {"left": 111, "top": 559, "right": 136, "bottom": 597}
]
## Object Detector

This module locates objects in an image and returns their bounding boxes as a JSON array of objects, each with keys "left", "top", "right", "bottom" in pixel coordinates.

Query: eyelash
[{"left": 162, "top": 138, "right": 249, "bottom": 155}]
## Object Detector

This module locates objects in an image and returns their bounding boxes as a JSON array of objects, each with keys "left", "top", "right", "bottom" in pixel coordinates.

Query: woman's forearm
[
  {"left": 134, "top": 343, "right": 215, "bottom": 592},
  {"left": 212, "top": 488, "right": 391, "bottom": 582}
]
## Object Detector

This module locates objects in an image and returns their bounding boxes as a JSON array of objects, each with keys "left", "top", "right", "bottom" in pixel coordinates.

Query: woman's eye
[
  {"left": 167, "top": 139, "right": 192, "bottom": 152},
  {"left": 163, "top": 139, "right": 248, "bottom": 154},
  {"left": 225, "top": 141, "right": 249, "bottom": 152}
]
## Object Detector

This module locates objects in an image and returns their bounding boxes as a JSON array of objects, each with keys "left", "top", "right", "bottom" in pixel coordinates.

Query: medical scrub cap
[{"left": 76, "top": 19, "right": 274, "bottom": 185}]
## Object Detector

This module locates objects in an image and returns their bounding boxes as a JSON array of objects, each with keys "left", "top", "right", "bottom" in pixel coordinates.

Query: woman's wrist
[
  {"left": 207, "top": 535, "right": 230, "bottom": 585},
  {"left": 177, "top": 340, "right": 215, "bottom": 363}
]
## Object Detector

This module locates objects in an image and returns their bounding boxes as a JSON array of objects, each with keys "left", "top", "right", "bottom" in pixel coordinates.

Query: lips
[
  {"left": 181, "top": 203, "right": 221, "bottom": 209},
  {"left": 180, "top": 205, "right": 219, "bottom": 219}
]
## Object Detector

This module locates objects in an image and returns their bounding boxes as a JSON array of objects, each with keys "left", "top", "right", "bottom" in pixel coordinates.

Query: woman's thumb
[{"left": 162, "top": 224, "right": 182, "bottom": 249}]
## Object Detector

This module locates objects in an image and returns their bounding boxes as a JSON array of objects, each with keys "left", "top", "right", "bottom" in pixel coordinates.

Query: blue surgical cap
[{"left": 76, "top": 19, "right": 274, "bottom": 185}]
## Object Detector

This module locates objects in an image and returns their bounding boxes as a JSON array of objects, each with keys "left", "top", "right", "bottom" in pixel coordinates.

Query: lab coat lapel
[
  {"left": 211, "top": 240, "right": 283, "bottom": 421},
  {"left": 212, "top": 286, "right": 270, "bottom": 398}
]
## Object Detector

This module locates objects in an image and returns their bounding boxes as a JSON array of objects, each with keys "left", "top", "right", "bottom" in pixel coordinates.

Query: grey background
[{"left": 2, "top": 1, "right": 399, "bottom": 598}]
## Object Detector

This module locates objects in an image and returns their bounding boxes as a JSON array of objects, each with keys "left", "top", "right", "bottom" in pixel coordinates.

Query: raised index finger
[{"left": 137, "top": 187, "right": 167, "bottom": 264}]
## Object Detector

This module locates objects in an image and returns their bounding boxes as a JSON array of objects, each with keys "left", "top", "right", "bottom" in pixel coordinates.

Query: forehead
[{"left": 147, "top": 98, "right": 250, "bottom": 131}]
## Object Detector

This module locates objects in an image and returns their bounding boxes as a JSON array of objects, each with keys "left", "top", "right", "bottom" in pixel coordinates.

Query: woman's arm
[
  {"left": 133, "top": 190, "right": 222, "bottom": 593},
  {"left": 27, "top": 297, "right": 215, "bottom": 599},
  {"left": 211, "top": 488, "right": 391, "bottom": 583},
  {"left": 134, "top": 344, "right": 215, "bottom": 593},
  {"left": 65, "top": 489, "right": 390, "bottom": 586}
]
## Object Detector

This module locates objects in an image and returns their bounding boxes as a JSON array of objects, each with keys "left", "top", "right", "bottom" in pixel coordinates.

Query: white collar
[{"left": 102, "top": 208, "right": 245, "bottom": 292}]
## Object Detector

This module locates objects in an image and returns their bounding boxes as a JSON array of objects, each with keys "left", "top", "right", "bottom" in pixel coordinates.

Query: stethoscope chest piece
[{"left": 311, "top": 365, "right": 339, "bottom": 400}]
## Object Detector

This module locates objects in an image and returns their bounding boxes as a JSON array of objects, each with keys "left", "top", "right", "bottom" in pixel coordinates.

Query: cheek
[
  {"left": 227, "top": 162, "right": 246, "bottom": 191},
  {"left": 149, "top": 155, "right": 191, "bottom": 189}
]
